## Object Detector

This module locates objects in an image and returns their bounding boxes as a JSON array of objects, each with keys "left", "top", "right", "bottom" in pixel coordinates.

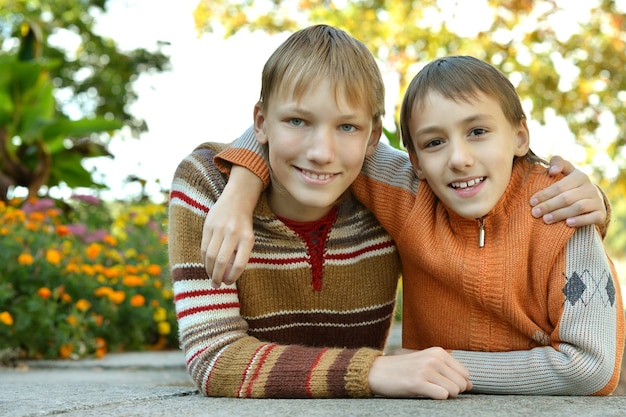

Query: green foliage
[
  {"left": 0, "top": 0, "right": 170, "bottom": 137},
  {"left": 0, "top": 51, "right": 122, "bottom": 199},
  {"left": 0, "top": 196, "right": 177, "bottom": 360}
]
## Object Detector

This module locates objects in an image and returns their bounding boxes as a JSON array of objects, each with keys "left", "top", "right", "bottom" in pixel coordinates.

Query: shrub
[{"left": 0, "top": 196, "right": 177, "bottom": 360}]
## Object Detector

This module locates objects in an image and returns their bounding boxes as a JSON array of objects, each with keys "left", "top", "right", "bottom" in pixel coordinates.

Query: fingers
[
  {"left": 532, "top": 191, "right": 601, "bottom": 224},
  {"left": 202, "top": 214, "right": 255, "bottom": 288},
  {"left": 368, "top": 347, "right": 471, "bottom": 399},
  {"left": 547, "top": 155, "right": 573, "bottom": 176},
  {"left": 530, "top": 168, "right": 606, "bottom": 227},
  {"left": 222, "top": 233, "right": 255, "bottom": 285}
]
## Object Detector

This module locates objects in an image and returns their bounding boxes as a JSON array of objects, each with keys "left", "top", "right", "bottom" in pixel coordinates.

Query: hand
[
  {"left": 368, "top": 347, "right": 472, "bottom": 399},
  {"left": 201, "top": 166, "right": 261, "bottom": 288},
  {"left": 529, "top": 155, "right": 606, "bottom": 227}
]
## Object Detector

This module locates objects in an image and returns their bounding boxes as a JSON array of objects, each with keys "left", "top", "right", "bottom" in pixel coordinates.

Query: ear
[
  {"left": 514, "top": 118, "right": 531, "bottom": 157},
  {"left": 365, "top": 122, "right": 383, "bottom": 156},
  {"left": 408, "top": 151, "right": 427, "bottom": 180},
  {"left": 253, "top": 102, "right": 268, "bottom": 145}
]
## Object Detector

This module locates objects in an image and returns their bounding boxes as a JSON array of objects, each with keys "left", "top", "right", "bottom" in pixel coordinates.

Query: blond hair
[{"left": 259, "top": 25, "right": 385, "bottom": 125}]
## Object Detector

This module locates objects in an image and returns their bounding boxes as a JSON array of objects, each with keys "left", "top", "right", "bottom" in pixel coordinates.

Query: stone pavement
[{"left": 2, "top": 324, "right": 626, "bottom": 417}]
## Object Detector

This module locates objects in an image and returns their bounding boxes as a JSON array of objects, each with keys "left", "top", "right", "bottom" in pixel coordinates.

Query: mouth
[
  {"left": 449, "top": 177, "right": 485, "bottom": 189},
  {"left": 298, "top": 167, "right": 335, "bottom": 181}
]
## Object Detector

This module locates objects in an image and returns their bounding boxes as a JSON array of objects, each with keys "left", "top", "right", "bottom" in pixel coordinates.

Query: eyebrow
[
  {"left": 281, "top": 104, "right": 366, "bottom": 121},
  {"left": 413, "top": 113, "right": 496, "bottom": 137}
]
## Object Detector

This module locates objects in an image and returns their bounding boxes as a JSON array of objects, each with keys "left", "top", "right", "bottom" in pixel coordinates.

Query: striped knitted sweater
[
  {"left": 168, "top": 142, "right": 401, "bottom": 398},
  {"left": 218, "top": 127, "right": 624, "bottom": 396}
]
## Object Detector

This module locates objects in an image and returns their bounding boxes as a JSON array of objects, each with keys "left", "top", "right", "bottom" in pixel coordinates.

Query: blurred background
[{"left": 0, "top": 0, "right": 625, "bottom": 363}]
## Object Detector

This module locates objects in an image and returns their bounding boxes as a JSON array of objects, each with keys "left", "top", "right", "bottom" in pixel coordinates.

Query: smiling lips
[
  {"left": 298, "top": 167, "right": 336, "bottom": 181},
  {"left": 450, "top": 176, "right": 485, "bottom": 189}
]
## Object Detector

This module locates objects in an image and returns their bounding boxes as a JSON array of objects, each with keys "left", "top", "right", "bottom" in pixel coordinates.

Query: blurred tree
[
  {"left": 0, "top": 22, "right": 123, "bottom": 201},
  {"left": 0, "top": 0, "right": 170, "bottom": 199},
  {"left": 0, "top": 0, "right": 170, "bottom": 137},
  {"left": 194, "top": 0, "right": 626, "bottom": 253}
]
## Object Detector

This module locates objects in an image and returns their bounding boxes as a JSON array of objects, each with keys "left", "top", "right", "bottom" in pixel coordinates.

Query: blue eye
[
  {"left": 289, "top": 118, "right": 304, "bottom": 126},
  {"left": 340, "top": 124, "right": 356, "bottom": 132}
]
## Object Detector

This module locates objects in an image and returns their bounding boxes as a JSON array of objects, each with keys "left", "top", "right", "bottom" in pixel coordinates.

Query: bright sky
[{"left": 73, "top": 0, "right": 618, "bottom": 202}]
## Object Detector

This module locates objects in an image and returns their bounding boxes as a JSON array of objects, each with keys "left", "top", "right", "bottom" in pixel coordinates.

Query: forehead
[
  {"left": 271, "top": 78, "right": 365, "bottom": 110},
  {"left": 414, "top": 90, "right": 502, "bottom": 117}
]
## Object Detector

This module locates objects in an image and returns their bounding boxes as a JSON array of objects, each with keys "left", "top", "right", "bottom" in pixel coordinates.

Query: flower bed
[{"left": 0, "top": 196, "right": 177, "bottom": 360}]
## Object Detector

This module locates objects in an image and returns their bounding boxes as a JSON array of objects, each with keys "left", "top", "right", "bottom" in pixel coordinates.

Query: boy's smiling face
[
  {"left": 254, "top": 79, "right": 380, "bottom": 222},
  {"left": 408, "top": 91, "right": 530, "bottom": 220}
]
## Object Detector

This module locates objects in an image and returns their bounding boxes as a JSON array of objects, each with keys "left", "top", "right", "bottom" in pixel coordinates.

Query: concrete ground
[{"left": 2, "top": 324, "right": 626, "bottom": 417}]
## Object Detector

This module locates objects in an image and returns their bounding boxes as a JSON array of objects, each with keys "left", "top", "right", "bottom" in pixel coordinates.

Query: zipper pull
[{"left": 478, "top": 218, "right": 485, "bottom": 248}]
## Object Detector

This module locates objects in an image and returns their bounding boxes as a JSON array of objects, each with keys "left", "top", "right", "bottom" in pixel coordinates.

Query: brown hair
[
  {"left": 259, "top": 25, "right": 385, "bottom": 125},
  {"left": 400, "top": 55, "right": 545, "bottom": 165}
]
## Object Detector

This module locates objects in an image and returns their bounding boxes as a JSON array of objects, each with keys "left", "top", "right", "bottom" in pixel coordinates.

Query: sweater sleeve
[
  {"left": 214, "top": 126, "right": 272, "bottom": 188},
  {"left": 451, "top": 225, "right": 624, "bottom": 395},
  {"left": 168, "top": 142, "right": 381, "bottom": 398},
  {"left": 350, "top": 142, "right": 419, "bottom": 239}
]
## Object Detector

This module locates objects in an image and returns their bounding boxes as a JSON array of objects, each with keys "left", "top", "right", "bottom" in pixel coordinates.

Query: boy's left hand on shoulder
[{"left": 529, "top": 155, "right": 606, "bottom": 227}]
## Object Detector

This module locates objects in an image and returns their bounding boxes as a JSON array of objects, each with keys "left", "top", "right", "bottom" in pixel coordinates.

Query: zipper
[{"left": 477, "top": 217, "right": 485, "bottom": 248}]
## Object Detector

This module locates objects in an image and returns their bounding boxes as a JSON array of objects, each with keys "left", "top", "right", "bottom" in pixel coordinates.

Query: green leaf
[
  {"left": 42, "top": 118, "right": 123, "bottom": 141},
  {"left": 48, "top": 152, "right": 103, "bottom": 188}
]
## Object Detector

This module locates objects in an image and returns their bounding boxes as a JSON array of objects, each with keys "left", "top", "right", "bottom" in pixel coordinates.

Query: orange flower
[
  {"left": 25, "top": 221, "right": 38, "bottom": 231},
  {"left": 61, "top": 293, "right": 72, "bottom": 303},
  {"left": 108, "top": 291, "right": 125, "bottom": 304},
  {"left": 85, "top": 243, "right": 102, "bottom": 260},
  {"left": 103, "top": 267, "right": 120, "bottom": 279},
  {"left": 55, "top": 225, "right": 70, "bottom": 237},
  {"left": 45, "top": 249, "right": 62, "bottom": 265},
  {"left": 130, "top": 294, "right": 145, "bottom": 307},
  {"left": 17, "top": 253, "right": 34, "bottom": 265},
  {"left": 146, "top": 264, "right": 162, "bottom": 276},
  {"left": 66, "top": 315, "right": 77, "bottom": 326},
  {"left": 76, "top": 299, "right": 91, "bottom": 312},
  {"left": 124, "top": 265, "right": 139, "bottom": 274},
  {"left": 103, "top": 234, "right": 118, "bottom": 246},
  {"left": 94, "top": 337, "right": 107, "bottom": 358},
  {"left": 94, "top": 286, "right": 114, "bottom": 298},
  {"left": 65, "top": 262, "right": 80, "bottom": 273},
  {"left": 122, "top": 275, "right": 144, "bottom": 287},
  {"left": 92, "top": 314, "right": 104, "bottom": 326},
  {"left": 0, "top": 311, "right": 13, "bottom": 326},
  {"left": 28, "top": 212, "right": 45, "bottom": 222},
  {"left": 59, "top": 343, "right": 73, "bottom": 359},
  {"left": 37, "top": 287, "right": 52, "bottom": 299},
  {"left": 81, "top": 264, "right": 95, "bottom": 276}
]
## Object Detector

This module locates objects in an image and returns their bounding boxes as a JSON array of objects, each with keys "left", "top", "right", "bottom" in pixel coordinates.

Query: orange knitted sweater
[{"left": 218, "top": 128, "right": 624, "bottom": 396}]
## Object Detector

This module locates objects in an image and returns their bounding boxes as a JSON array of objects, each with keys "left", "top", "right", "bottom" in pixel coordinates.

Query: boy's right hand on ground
[{"left": 368, "top": 347, "right": 471, "bottom": 399}]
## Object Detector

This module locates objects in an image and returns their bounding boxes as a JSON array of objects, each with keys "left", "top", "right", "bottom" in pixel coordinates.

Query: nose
[
  {"left": 448, "top": 139, "right": 473, "bottom": 170},
  {"left": 306, "top": 127, "right": 336, "bottom": 164}
]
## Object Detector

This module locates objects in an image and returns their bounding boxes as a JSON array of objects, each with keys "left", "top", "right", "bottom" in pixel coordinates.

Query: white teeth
[
  {"left": 451, "top": 177, "right": 485, "bottom": 189},
  {"left": 302, "top": 169, "right": 332, "bottom": 180}
]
